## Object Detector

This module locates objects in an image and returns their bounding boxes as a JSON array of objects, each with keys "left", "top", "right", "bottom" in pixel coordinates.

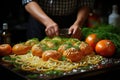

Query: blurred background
[{"left": 0, "top": 0, "right": 120, "bottom": 44}]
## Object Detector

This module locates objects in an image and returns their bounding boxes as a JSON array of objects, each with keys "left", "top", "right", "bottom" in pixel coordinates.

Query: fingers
[
  {"left": 69, "top": 27, "right": 81, "bottom": 40},
  {"left": 54, "top": 27, "right": 59, "bottom": 36},
  {"left": 45, "top": 25, "right": 59, "bottom": 38},
  {"left": 68, "top": 28, "right": 73, "bottom": 35}
]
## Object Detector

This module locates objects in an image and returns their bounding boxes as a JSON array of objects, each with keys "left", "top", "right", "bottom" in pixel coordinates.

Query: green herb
[
  {"left": 59, "top": 56, "right": 67, "bottom": 61},
  {"left": 82, "top": 24, "right": 120, "bottom": 58},
  {"left": 45, "top": 70, "right": 63, "bottom": 75},
  {"left": 27, "top": 74, "right": 39, "bottom": 79}
]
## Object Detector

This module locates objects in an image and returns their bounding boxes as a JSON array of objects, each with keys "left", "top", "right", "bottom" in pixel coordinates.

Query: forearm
[
  {"left": 25, "top": 1, "right": 56, "bottom": 27},
  {"left": 74, "top": 6, "right": 90, "bottom": 27}
]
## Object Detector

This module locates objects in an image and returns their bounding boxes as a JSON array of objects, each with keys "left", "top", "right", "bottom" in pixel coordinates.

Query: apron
[{"left": 26, "top": 13, "right": 77, "bottom": 41}]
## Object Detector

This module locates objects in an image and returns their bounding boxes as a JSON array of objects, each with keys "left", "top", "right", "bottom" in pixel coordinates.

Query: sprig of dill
[{"left": 81, "top": 24, "right": 120, "bottom": 58}]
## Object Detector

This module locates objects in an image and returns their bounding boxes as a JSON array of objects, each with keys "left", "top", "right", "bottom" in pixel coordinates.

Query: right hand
[
  {"left": 68, "top": 24, "right": 82, "bottom": 40},
  {"left": 45, "top": 23, "right": 59, "bottom": 38}
]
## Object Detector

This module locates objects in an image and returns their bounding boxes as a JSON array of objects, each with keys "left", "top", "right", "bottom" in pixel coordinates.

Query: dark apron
[{"left": 26, "top": 13, "right": 77, "bottom": 40}]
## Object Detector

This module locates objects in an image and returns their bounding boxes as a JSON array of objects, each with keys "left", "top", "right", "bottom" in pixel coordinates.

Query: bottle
[
  {"left": 1, "top": 23, "right": 11, "bottom": 44},
  {"left": 108, "top": 5, "right": 120, "bottom": 27}
]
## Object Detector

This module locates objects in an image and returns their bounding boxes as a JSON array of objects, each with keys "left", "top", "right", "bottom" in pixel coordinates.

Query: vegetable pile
[{"left": 81, "top": 24, "right": 120, "bottom": 58}]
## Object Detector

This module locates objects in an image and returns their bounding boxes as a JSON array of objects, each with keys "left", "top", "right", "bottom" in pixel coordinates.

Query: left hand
[{"left": 68, "top": 24, "right": 82, "bottom": 40}]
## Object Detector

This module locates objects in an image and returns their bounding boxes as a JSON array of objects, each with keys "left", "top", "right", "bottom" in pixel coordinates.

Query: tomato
[
  {"left": 12, "top": 43, "right": 31, "bottom": 55},
  {"left": 85, "top": 33, "right": 99, "bottom": 50},
  {"left": 42, "top": 50, "right": 62, "bottom": 61},
  {"left": 25, "top": 38, "right": 39, "bottom": 48},
  {"left": 58, "top": 44, "right": 70, "bottom": 54},
  {"left": 63, "top": 47, "right": 83, "bottom": 62},
  {"left": 0, "top": 44, "right": 12, "bottom": 56},
  {"left": 31, "top": 43, "right": 43, "bottom": 57},
  {"left": 79, "top": 42, "right": 93, "bottom": 56},
  {"left": 95, "top": 39, "right": 116, "bottom": 57}
]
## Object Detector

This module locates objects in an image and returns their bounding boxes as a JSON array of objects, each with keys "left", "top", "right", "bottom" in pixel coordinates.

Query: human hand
[
  {"left": 45, "top": 23, "right": 59, "bottom": 38},
  {"left": 68, "top": 25, "right": 82, "bottom": 40}
]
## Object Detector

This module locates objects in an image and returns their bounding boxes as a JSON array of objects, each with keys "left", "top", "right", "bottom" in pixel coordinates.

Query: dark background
[
  {"left": 0, "top": 0, "right": 120, "bottom": 44},
  {"left": 0, "top": 1, "right": 120, "bottom": 80}
]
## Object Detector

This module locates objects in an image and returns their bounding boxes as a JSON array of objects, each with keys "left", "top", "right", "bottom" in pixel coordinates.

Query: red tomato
[
  {"left": 42, "top": 50, "right": 62, "bottom": 61},
  {"left": 12, "top": 43, "right": 31, "bottom": 55},
  {"left": 95, "top": 39, "right": 116, "bottom": 57},
  {"left": 31, "top": 44, "right": 43, "bottom": 57},
  {"left": 85, "top": 34, "right": 99, "bottom": 50},
  {"left": 0, "top": 44, "right": 12, "bottom": 56}
]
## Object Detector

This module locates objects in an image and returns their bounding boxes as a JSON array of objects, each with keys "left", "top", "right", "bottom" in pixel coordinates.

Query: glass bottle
[
  {"left": 2, "top": 23, "right": 11, "bottom": 44},
  {"left": 108, "top": 5, "right": 120, "bottom": 27}
]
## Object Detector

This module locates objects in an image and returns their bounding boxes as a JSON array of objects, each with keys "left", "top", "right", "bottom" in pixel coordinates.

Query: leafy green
[
  {"left": 3, "top": 56, "right": 16, "bottom": 62},
  {"left": 27, "top": 74, "right": 39, "bottom": 79},
  {"left": 81, "top": 24, "right": 120, "bottom": 58},
  {"left": 59, "top": 56, "right": 67, "bottom": 61},
  {"left": 45, "top": 70, "right": 63, "bottom": 75}
]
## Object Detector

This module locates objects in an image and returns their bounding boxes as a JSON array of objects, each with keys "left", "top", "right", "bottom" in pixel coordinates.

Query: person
[{"left": 22, "top": 0, "right": 94, "bottom": 40}]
